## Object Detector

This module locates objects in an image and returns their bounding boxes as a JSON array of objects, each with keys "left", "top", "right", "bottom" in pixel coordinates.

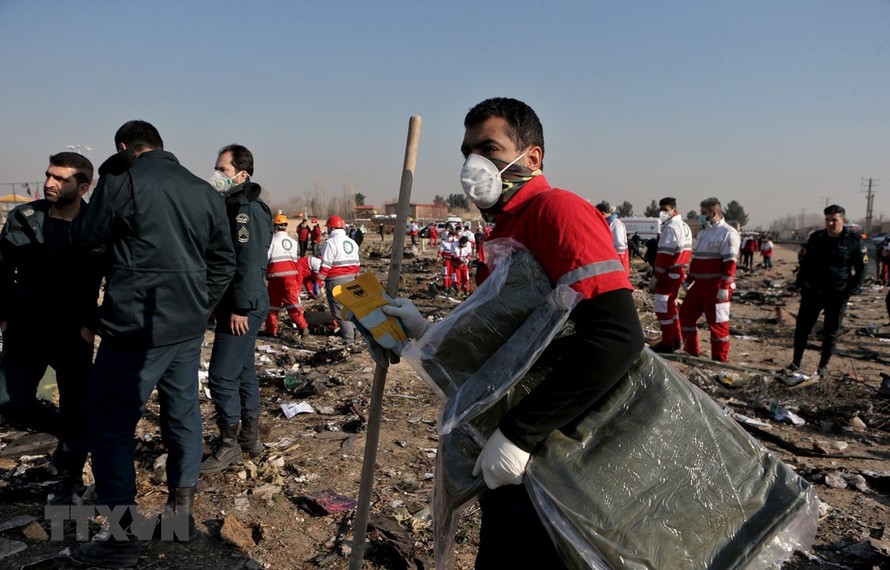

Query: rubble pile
[{"left": 0, "top": 238, "right": 888, "bottom": 569}]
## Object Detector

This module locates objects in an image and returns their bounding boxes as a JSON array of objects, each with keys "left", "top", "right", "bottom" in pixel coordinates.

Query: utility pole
[
  {"left": 861, "top": 178, "right": 878, "bottom": 236},
  {"left": 821, "top": 196, "right": 831, "bottom": 209}
]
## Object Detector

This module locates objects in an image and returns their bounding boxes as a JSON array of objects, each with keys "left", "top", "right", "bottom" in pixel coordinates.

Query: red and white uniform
[
  {"left": 480, "top": 176, "right": 631, "bottom": 299},
  {"left": 450, "top": 240, "right": 474, "bottom": 294},
  {"left": 266, "top": 231, "right": 310, "bottom": 333},
  {"left": 428, "top": 225, "right": 438, "bottom": 247},
  {"left": 606, "top": 215, "right": 630, "bottom": 275},
  {"left": 438, "top": 233, "right": 454, "bottom": 289},
  {"left": 679, "top": 218, "right": 740, "bottom": 362},
  {"left": 653, "top": 214, "right": 692, "bottom": 348},
  {"left": 319, "top": 228, "right": 360, "bottom": 280}
]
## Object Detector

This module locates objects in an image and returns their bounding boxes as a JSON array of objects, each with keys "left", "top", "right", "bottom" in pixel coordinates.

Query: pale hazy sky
[{"left": 1, "top": 0, "right": 888, "bottom": 228}]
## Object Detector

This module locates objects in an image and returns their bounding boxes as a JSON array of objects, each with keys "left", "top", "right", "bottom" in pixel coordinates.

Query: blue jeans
[
  {"left": 88, "top": 336, "right": 203, "bottom": 507},
  {"left": 208, "top": 311, "right": 263, "bottom": 426}
]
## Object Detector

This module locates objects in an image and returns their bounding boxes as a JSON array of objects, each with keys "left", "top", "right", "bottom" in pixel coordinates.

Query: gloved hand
[
  {"left": 472, "top": 428, "right": 531, "bottom": 489},
  {"left": 380, "top": 297, "right": 429, "bottom": 340},
  {"left": 647, "top": 276, "right": 658, "bottom": 293},
  {"left": 716, "top": 288, "right": 730, "bottom": 302}
]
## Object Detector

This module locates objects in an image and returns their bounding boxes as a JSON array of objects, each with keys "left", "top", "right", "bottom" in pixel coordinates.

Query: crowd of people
[
  {"left": 0, "top": 121, "right": 369, "bottom": 566},
  {"left": 0, "top": 100, "right": 885, "bottom": 568}
]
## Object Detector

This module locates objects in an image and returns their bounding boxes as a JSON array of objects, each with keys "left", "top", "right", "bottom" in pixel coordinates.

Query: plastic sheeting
[{"left": 402, "top": 238, "right": 819, "bottom": 569}]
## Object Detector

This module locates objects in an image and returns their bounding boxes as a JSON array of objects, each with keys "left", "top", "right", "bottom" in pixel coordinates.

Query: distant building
[
  {"left": 354, "top": 204, "right": 377, "bottom": 218},
  {"left": 382, "top": 203, "right": 447, "bottom": 220}
]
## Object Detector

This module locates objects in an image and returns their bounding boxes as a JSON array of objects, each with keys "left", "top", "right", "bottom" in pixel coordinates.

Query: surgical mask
[
  {"left": 208, "top": 170, "right": 234, "bottom": 193},
  {"left": 698, "top": 213, "right": 711, "bottom": 226},
  {"left": 460, "top": 152, "right": 527, "bottom": 209},
  {"left": 659, "top": 210, "right": 671, "bottom": 223}
]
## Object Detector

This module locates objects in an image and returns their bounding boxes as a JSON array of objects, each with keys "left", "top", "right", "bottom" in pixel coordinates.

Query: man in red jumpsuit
[
  {"left": 678, "top": 198, "right": 741, "bottom": 362},
  {"left": 383, "top": 97, "right": 644, "bottom": 569},
  {"left": 649, "top": 197, "right": 692, "bottom": 353},
  {"left": 265, "top": 214, "right": 314, "bottom": 336},
  {"left": 450, "top": 235, "right": 474, "bottom": 295}
]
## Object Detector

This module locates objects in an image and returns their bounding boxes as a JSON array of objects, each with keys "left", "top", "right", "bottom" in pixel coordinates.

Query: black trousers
[
  {"left": 793, "top": 288, "right": 848, "bottom": 369},
  {"left": 0, "top": 320, "right": 92, "bottom": 474},
  {"left": 475, "top": 484, "right": 566, "bottom": 569}
]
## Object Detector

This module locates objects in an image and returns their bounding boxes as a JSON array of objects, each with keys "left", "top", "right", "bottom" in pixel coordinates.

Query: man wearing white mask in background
[
  {"left": 649, "top": 197, "right": 692, "bottom": 353},
  {"left": 202, "top": 144, "right": 274, "bottom": 473},
  {"left": 678, "top": 197, "right": 740, "bottom": 362},
  {"left": 596, "top": 201, "right": 630, "bottom": 275},
  {"left": 382, "top": 97, "right": 644, "bottom": 569}
]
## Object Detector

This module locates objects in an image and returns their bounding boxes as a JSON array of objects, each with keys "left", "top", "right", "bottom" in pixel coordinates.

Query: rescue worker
[
  {"left": 296, "top": 219, "right": 310, "bottom": 257},
  {"left": 74, "top": 121, "right": 235, "bottom": 566},
  {"left": 319, "top": 215, "right": 361, "bottom": 346},
  {"left": 428, "top": 223, "right": 438, "bottom": 247},
  {"left": 310, "top": 219, "right": 323, "bottom": 256},
  {"left": 450, "top": 235, "right": 474, "bottom": 295},
  {"left": 474, "top": 223, "right": 487, "bottom": 263},
  {"left": 202, "top": 144, "right": 273, "bottom": 473},
  {"left": 785, "top": 204, "right": 865, "bottom": 378},
  {"left": 596, "top": 202, "right": 630, "bottom": 275},
  {"left": 382, "top": 97, "right": 643, "bottom": 568},
  {"left": 408, "top": 220, "right": 419, "bottom": 246},
  {"left": 760, "top": 235, "right": 774, "bottom": 269},
  {"left": 437, "top": 229, "right": 455, "bottom": 293},
  {"left": 0, "top": 151, "right": 100, "bottom": 504},
  {"left": 678, "top": 197, "right": 741, "bottom": 362},
  {"left": 265, "top": 214, "right": 310, "bottom": 337},
  {"left": 649, "top": 197, "right": 692, "bottom": 353}
]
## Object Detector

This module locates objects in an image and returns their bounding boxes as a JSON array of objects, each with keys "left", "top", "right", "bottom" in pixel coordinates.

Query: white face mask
[
  {"left": 659, "top": 210, "right": 671, "bottom": 222},
  {"left": 460, "top": 152, "right": 527, "bottom": 209},
  {"left": 208, "top": 170, "right": 234, "bottom": 193}
]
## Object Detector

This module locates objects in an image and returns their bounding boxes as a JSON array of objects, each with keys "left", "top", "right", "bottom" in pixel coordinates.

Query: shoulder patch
[
  {"left": 22, "top": 208, "right": 34, "bottom": 217},
  {"left": 236, "top": 213, "right": 250, "bottom": 224},
  {"left": 238, "top": 227, "right": 250, "bottom": 243}
]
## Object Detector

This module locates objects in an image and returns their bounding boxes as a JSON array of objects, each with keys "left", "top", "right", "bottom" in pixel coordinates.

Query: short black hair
[
  {"left": 824, "top": 204, "right": 845, "bottom": 217},
  {"left": 114, "top": 120, "right": 163, "bottom": 152},
  {"left": 464, "top": 97, "right": 545, "bottom": 159},
  {"left": 595, "top": 201, "right": 612, "bottom": 214},
  {"left": 218, "top": 144, "right": 254, "bottom": 176},
  {"left": 659, "top": 197, "right": 677, "bottom": 208},
  {"left": 49, "top": 152, "right": 94, "bottom": 186},
  {"left": 700, "top": 197, "right": 721, "bottom": 211}
]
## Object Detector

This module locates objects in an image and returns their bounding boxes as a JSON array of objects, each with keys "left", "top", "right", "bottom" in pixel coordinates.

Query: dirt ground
[{"left": 0, "top": 235, "right": 888, "bottom": 569}]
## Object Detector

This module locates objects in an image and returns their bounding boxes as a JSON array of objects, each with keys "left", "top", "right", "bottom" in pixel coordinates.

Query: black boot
[
  {"left": 238, "top": 415, "right": 263, "bottom": 458},
  {"left": 200, "top": 423, "right": 242, "bottom": 473},
  {"left": 154, "top": 486, "right": 198, "bottom": 541},
  {"left": 73, "top": 508, "right": 143, "bottom": 568}
]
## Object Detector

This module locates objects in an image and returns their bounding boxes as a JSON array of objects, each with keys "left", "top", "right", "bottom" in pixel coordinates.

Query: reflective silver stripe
[
  {"left": 283, "top": 303, "right": 300, "bottom": 310},
  {"left": 268, "top": 270, "right": 300, "bottom": 278},
  {"left": 330, "top": 259, "right": 360, "bottom": 267},
  {"left": 693, "top": 252, "right": 723, "bottom": 259},
  {"left": 557, "top": 259, "right": 626, "bottom": 287},
  {"left": 713, "top": 336, "right": 730, "bottom": 343},
  {"left": 654, "top": 267, "right": 666, "bottom": 274},
  {"left": 688, "top": 272, "right": 723, "bottom": 279}
]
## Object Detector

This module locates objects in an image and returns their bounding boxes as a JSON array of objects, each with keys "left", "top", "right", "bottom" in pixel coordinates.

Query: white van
[
  {"left": 621, "top": 217, "right": 661, "bottom": 240},
  {"left": 445, "top": 215, "right": 463, "bottom": 228}
]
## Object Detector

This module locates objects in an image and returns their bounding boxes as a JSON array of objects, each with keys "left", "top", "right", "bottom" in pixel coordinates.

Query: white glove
[
  {"left": 380, "top": 297, "right": 429, "bottom": 340},
  {"left": 716, "top": 288, "right": 730, "bottom": 302},
  {"left": 472, "top": 428, "right": 530, "bottom": 489}
]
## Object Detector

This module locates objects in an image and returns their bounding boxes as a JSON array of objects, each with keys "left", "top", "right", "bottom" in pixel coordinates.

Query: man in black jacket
[
  {"left": 0, "top": 151, "right": 99, "bottom": 503},
  {"left": 786, "top": 204, "right": 865, "bottom": 378},
  {"left": 202, "top": 144, "right": 273, "bottom": 473},
  {"left": 74, "top": 121, "right": 235, "bottom": 566}
]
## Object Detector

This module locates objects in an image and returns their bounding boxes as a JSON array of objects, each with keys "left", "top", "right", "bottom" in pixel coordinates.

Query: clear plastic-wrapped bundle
[{"left": 402, "top": 239, "right": 818, "bottom": 569}]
